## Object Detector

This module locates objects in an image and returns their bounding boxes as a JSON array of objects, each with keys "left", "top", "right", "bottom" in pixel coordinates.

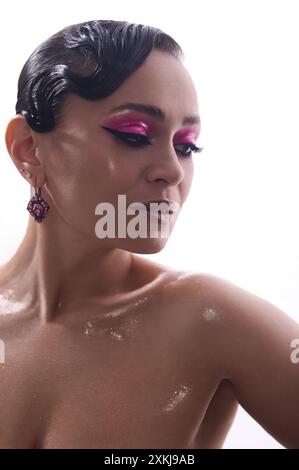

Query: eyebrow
[{"left": 107, "top": 102, "right": 201, "bottom": 126}]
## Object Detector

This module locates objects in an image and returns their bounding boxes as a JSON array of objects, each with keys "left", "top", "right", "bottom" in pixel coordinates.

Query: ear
[{"left": 5, "top": 114, "right": 45, "bottom": 187}]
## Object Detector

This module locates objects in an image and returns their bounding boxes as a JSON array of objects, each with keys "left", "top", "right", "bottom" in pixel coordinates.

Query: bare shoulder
[
  {"left": 184, "top": 272, "right": 299, "bottom": 448},
  {"left": 155, "top": 270, "right": 240, "bottom": 448},
  {"left": 181, "top": 269, "right": 299, "bottom": 342},
  {"left": 159, "top": 269, "right": 229, "bottom": 326}
]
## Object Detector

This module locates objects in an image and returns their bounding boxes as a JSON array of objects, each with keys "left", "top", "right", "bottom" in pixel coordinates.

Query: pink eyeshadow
[
  {"left": 173, "top": 130, "right": 198, "bottom": 144},
  {"left": 116, "top": 122, "right": 149, "bottom": 135},
  {"left": 104, "top": 116, "right": 154, "bottom": 135},
  {"left": 104, "top": 114, "right": 200, "bottom": 141}
]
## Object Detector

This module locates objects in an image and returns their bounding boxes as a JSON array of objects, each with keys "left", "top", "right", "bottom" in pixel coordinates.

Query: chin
[{"left": 126, "top": 238, "right": 169, "bottom": 254}]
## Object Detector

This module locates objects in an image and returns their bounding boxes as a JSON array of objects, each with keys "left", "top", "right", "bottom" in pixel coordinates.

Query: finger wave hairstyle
[{"left": 15, "top": 19, "right": 184, "bottom": 133}]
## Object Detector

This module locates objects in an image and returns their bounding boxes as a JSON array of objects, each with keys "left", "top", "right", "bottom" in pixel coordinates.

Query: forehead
[
  {"left": 109, "top": 49, "right": 200, "bottom": 115},
  {"left": 62, "top": 50, "right": 200, "bottom": 127}
]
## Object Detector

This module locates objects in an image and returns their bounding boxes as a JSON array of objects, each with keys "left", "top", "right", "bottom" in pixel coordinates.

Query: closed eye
[{"left": 101, "top": 126, "right": 204, "bottom": 158}]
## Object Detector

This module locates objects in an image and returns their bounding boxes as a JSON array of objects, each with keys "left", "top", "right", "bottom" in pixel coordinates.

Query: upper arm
[{"left": 194, "top": 274, "right": 299, "bottom": 448}]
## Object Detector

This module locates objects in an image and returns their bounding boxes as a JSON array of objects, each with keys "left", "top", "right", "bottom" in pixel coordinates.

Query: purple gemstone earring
[{"left": 27, "top": 186, "right": 50, "bottom": 223}]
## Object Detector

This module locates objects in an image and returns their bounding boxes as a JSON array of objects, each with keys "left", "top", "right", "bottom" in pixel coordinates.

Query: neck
[{"left": 1, "top": 213, "right": 136, "bottom": 324}]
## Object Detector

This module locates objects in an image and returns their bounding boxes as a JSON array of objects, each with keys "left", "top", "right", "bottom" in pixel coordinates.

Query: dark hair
[{"left": 15, "top": 19, "right": 184, "bottom": 133}]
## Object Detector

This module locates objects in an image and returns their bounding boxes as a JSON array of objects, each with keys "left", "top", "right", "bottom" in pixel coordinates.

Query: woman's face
[{"left": 35, "top": 49, "right": 201, "bottom": 254}]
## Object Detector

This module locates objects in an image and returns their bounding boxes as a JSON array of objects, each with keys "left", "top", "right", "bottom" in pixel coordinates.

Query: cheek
[{"left": 42, "top": 139, "right": 136, "bottom": 228}]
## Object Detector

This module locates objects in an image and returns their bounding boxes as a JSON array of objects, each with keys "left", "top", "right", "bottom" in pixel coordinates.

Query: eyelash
[{"left": 101, "top": 126, "right": 204, "bottom": 158}]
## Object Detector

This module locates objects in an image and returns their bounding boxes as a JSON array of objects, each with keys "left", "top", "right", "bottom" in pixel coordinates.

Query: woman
[{"left": 0, "top": 19, "right": 298, "bottom": 449}]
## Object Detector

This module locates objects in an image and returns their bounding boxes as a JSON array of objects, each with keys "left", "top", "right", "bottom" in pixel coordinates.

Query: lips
[
  {"left": 131, "top": 200, "right": 179, "bottom": 214},
  {"left": 143, "top": 201, "right": 174, "bottom": 214}
]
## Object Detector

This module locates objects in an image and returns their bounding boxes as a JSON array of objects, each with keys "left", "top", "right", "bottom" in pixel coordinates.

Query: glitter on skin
[
  {"left": 201, "top": 307, "right": 223, "bottom": 322},
  {"left": 0, "top": 289, "right": 33, "bottom": 315},
  {"left": 82, "top": 295, "right": 151, "bottom": 340},
  {"left": 102, "top": 295, "right": 150, "bottom": 319},
  {"left": 83, "top": 320, "right": 139, "bottom": 341},
  {"left": 165, "top": 272, "right": 194, "bottom": 289},
  {"left": 163, "top": 384, "right": 191, "bottom": 412}
]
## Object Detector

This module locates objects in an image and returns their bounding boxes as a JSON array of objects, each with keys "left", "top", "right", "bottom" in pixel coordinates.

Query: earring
[
  {"left": 20, "top": 168, "right": 32, "bottom": 179},
  {"left": 27, "top": 186, "right": 50, "bottom": 223}
]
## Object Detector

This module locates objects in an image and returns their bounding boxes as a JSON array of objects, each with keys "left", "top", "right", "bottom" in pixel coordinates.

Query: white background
[{"left": 1, "top": 0, "right": 299, "bottom": 448}]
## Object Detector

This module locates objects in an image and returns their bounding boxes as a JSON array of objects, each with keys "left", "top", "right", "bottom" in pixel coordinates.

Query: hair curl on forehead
[{"left": 15, "top": 19, "right": 184, "bottom": 133}]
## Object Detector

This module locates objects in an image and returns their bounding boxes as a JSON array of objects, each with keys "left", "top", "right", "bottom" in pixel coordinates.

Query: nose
[{"left": 145, "top": 144, "right": 186, "bottom": 186}]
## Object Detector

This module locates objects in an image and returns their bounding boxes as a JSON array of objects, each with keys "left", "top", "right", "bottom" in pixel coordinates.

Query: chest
[{"left": 0, "top": 313, "right": 219, "bottom": 449}]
